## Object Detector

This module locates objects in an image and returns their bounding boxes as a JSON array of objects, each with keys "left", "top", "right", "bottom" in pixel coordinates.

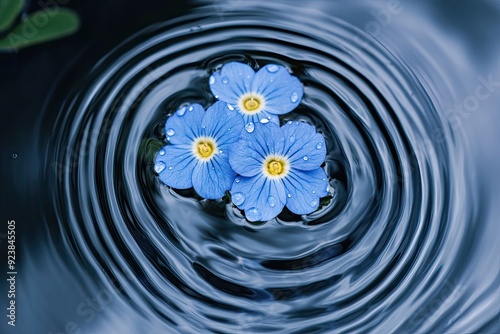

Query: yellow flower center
[
  {"left": 263, "top": 155, "right": 289, "bottom": 179},
  {"left": 244, "top": 97, "right": 260, "bottom": 111},
  {"left": 193, "top": 137, "right": 217, "bottom": 160},
  {"left": 267, "top": 160, "right": 284, "bottom": 175},
  {"left": 197, "top": 142, "right": 214, "bottom": 158},
  {"left": 239, "top": 93, "right": 265, "bottom": 114}
]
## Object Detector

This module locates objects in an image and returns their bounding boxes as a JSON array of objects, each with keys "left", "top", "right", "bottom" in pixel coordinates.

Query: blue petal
[
  {"left": 283, "top": 168, "right": 329, "bottom": 215},
  {"left": 201, "top": 101, "right": 245, "bottom": 150},
  {"left": 251, "top": 64, "right": 303, "bottom": 115},
  {"left": 229, "top": 122, "right": 285, "bottom": 177},
  {"left": 282, "top": 121, "right": 326, "bottom": 171},
  {"left": 192, "top": 155, "right": 236, "bottom": 199},
  {"left": 155, "top": 145, "right": 196, "bottom": 189},
  {"left": 165, "top": 104, "right": 205, "bottom": 145},
  {"left": 209, "top": 62, "right": 255, "bottom": 105},
  {"left": 231, "top": 174, "right": 286, "bottom": 222},
  {"left": 242, "top": 110, "right": 280, "bottom": 126}
]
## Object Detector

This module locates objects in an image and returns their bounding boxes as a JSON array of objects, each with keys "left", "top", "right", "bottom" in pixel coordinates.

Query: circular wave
[{"left": 44, "top": 4, "right": 480, "bottom": 333}]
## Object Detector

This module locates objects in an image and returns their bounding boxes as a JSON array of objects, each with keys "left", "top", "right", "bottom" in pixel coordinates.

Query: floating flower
[
  {"left": 229, "top": 121, "right": 329, "bottom": 221},
  {"left": 154, "top": 101, "right": 244, "bottom": 199},
  {"left": 209, "top": 62, "right": 303, "bottom": 127}
]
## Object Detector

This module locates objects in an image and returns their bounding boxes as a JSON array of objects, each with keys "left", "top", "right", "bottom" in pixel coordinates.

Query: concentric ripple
[{"left": 42, "top": 3, "right": 492, "bottom": 334}]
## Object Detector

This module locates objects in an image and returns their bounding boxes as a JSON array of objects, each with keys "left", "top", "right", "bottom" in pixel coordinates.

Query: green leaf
[
  {"left": 0, "top": 8, "right": 80, "bottom": 52},
  {"left": 0, "top": 0, "right": 24, "bottom": 32}
]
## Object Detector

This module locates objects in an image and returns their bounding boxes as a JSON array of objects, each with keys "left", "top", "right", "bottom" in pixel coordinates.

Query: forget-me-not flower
[
  {"left": 229, "top": 121, "right": 329, "bottom": 221},
  {"left": 209, "top": 62, "right": 303, "bottom": 127},
  {"left": 154, "top": 101, "right": 244, "bottom": 199}
]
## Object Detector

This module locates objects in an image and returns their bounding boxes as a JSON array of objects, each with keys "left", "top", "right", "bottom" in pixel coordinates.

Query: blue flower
[
  {"left": 229, "top": 121, "right": 329, "bottom": 221},
  {"left": 154, "top": 101, "right": 244, "bottom": 199},
  {"left": 209, "top": 62, "right": 303, "bottom": 126}
]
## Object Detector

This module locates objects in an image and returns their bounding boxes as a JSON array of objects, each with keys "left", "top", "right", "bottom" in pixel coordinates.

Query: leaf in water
[
  {"left": 0, "top": 8, "right": 80, "bottom": 52},
  {"left": 0, "top": 0, "right": 24, "bottom": 32}
]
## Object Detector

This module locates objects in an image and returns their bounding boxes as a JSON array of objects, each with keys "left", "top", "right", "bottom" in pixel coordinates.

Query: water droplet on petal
[
  {"left": 227, "top": 104, "right": 234, "bottom": 111},
  {"left": 158, "top": 149, "right": 166, "bottom": 156},
  {"left": 209, "top": 76, "right": 215, "bottom": 85},
  {"left": 290, "top": 92, "right": 299, "bottom": 103},
  {"left": 222, "top": 76, "right": 229, "bottom": 84},
  {"left": 287, "top": 120, "right": 293, "bottom": 125},
  {"left": 166, "top": 128, "right": 175, "bottom": 136},
  {"left": 287, "top": 193, "right": 292, "bottom": 198},
  {"left": 260, "top": 118, "right": 269, "bottom": 124},
  {"left": 188, "top": 106, "right": 194, "bottom": 111},
  {"left": 154, "top": 162, "right": 166, "bottom": 173},
  {"left": 245, "top": 122, "right": 255, "bottom": 133},
  {"left": 166, "top": 137, "right": 170, "bottom": 141},
  {"left": 232, "top": 192, "right": 245, "bottom": 206},
  {"left": 303, "top": 156, "right": 308, "bottom": 161},
  {"left": 235, "top": 178, "right": 240, "bottom": 183},
  {"left": 290, "top": 135, "right": 295, "bottom": 142},
  {"left": 246, "top": 207, "right": 261, "bottom": 221},
  {"left": 310, "top": 199, "right": 318, "bottom": 207},
  {"left": 219, "top": 150, "right": 223, "bottom": 154},
  {"left": 227, "top": 127, "right": 231, "bottom": 131},
  {"left": 268, "top": 196, "right": 277, "bottom": 207},
  {"left": 168, "top": 166, "right": 173, "bottom": 170},
  {"left": 316, "top": 142, "right": 323, "bottom": 149},
  {"left": 267, "top": 65, "right": 279, "bottom": 73},
  {"left": 177, "top": 107, "right": 187, "bottom": 116},
  {"left": 215, "top": 94, "right": 219, "bottom": 99},
  {"left": 312, "top": 190, "right": 316, "bottom": 194}
]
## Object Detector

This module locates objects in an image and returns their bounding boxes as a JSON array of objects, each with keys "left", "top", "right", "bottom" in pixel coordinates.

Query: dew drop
[
  {"left": 316, "top": 142, "right": 323, "bottom": 149},
  {"left": 287, "top": 120, "right": 293, "bottom": 125},
  {"left": 219, "top": 150, "right": 223, "bottom": 154},
  {"left": 266, "top": 65, "right": 279, "bottom": 73},
  {"left": 268, "top": 196, "right": 277, "bottom": 207},
  {"left": 166, "top": 137, "right": 171, "bottom": 141},
  {"left": 177, "top": 107, "right": 187, "bottom": 116},
  {"left": 310, "top": 199, "right": 319, "bottom": 207},
  {"left": 222, "top": 76, "right": 229, "bottom": 84},
  {"left": 287, "top": 193, "right": 292, "bottom": 198},
  {"left": 303, "top": 156, "right": 308, "bottom": 161},
  {"left": 246, "top": 207, "right": 261, "bottom": 221},
  {"left": 227, "top": 103, "right": 234, "bottom": 111},
  {"left": 215, "top": 95, "right": 219, "bottom": 99},
  {"left": 158, "top": 149, "right": 166, "bottom": 156},
  {"left": 154, "top": 162, "right": 166, "bottom": 173},
  {"left": 188, "top": 106, "right": 194, "bottom": 111},
  {"left": 235, "top": 178, "right": 240, "bottom": 183},
  {"left": 290, "top": 92, "right": 299, "bottom": 103},
  {"left": 312, "top": 190, "right": 316, "bottom": 194},
  {"left": 209, "top": 76, "right": 215, "bottom": 85},
  {"left": 245, "top": 122, "right": 255, "bottom": 133},
  {"left": 260, "top": 118, "right": 270, "bottom": 124},
  {"left": 290, "top": 135, "right": 295, "bottom": 142},
  {"left": 232, "top": 192, "right": 245, "bottom": 206},
  {"left": 166, "top": 128, "right": 175, "bottom": 136},
  {"left": 227, "top": 127, "right": 231, "bottom": 131},
  {"left": 168, "top": 166, "right": 173, "bottom": 170}
]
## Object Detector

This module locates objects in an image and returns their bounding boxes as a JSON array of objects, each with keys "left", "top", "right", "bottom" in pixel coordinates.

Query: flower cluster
[{"left": 154, "top": 62, "right": 329, "bottom": 222}]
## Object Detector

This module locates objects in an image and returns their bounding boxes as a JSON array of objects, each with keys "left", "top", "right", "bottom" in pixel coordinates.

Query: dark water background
[{"left": 1, "top": 0, "right": 499, "bottom": 333}]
